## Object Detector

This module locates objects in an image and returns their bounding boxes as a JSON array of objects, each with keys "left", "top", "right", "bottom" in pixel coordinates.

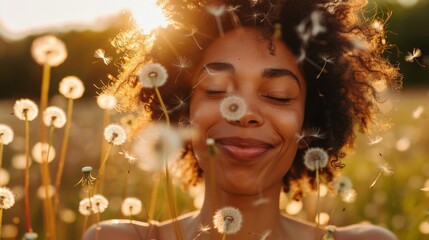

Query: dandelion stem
[
  {"left": 98, "top": 109, "right": 110, "bottom": 192},
  {"left": 316, "top": 163, "right": 320, "bottom": 230},
  {"left": 222, "top": 232, "right": 227, "bottom": 240},
  {"left": 24, "top": 118, "right": 33, "bottom": 233},
  {"left": 153, "top": 87, "right": 170, "bottom": 125},
  {"left": 0, "top": 208, "right": 3, "bottom": 239},
  {"left": 147, "top": 175, "right": 160, "bottom": 221},
  {"left": 80, "top": 215, "right": 88, "bottom": 240},
  {"left": 0, "top": 143, "right": 3, "bottom": 181},
  {"left": 40, "top": 63, "right": 51, "bottom": 141},
  {"left": 54, "top": 98, "right": 74, "bottom": 208},
  {"left": 95, "top": 144, "right": 113, "bottom": 194},
  {"left": 165, "top": 166, "right": 183, "bottom": 240}
]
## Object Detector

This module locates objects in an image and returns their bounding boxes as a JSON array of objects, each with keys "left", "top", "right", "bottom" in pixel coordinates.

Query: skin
[{"left": 83, "top": 28, "right": 397, "bottom": 240}]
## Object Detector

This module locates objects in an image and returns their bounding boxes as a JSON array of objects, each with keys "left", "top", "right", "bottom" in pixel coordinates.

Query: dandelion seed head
[
  {"left": 133, "top": 123, "right": 183, "bottom": 172},
  {"left": 213, "top": 206, "right": 243, "bottom": 234},
  {"left": 121, "top": 197, "right": 142, "bottom": 216},
  {"left": 31, "top": 142, "right": 56, "bottom": 163},
  {"left": 13, "top": 99, "right": 38, "bottom": 121},
  {"left": 206, "top": 4, "right": 226, "bottom": 17},
  {"left": 59, "top": 76, "right": 85, "bottom": 99},
  {"left": 97, "top": 93, "right": 117, "bottom": 110},
  {"left": 332, "top": 176, "right": 353, "bottom": 194},
  {"left": 104, "top": 124, "right": 127, "bottom": 145},
  {"left": 94, "top": 48, "right": 112, "bottom": 65},
  {"left": 139, "top": 63, "right": 168, "bottom": 88},
  {"left": 43, "top": 106, "right": 66, "bottom": 128},
  {"left": 31, "top": 35, "right": 67, "bottom": 67},
  {"left": 0, "top": 124, "right": 14, "bottom": 145},
  {"left": 0, "top": 187, "right": 15, "bottom": 209},
  {"left": 78, "top": 198, "right": 92, "bottom": 216},
  {"left": 220, "top": 96, "right": 247, "bottom": 121},
  {"left": 82, "top": 166, "right": 93, "bottom": 173},
  {"left": 91, "top": 194, "right": 109, "bottom": 213},
  {"left": 303, "top": 147, "right": 329, "bottom": 171},
  {"left": 341, "top": 188, "right": 357, "bottom": 203}
]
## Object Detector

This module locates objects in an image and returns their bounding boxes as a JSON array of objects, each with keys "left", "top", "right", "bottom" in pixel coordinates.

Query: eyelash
[
  {"left": 205, "top": 90, "right": 226, "bottom": 95},
  {"left": 264, "top": 95, "right": 291, "bottom": 103}
]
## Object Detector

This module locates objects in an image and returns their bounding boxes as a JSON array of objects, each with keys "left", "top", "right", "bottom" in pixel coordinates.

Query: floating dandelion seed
[
  {"left": 370, "top": 162, "right": 393, "bottom": 188},
  {"left": 368, "top": 135, "right": 383, "bottom": 145},
  {"left": 0, "top": 124, "right": 14, "bottom": 145},
  {"left": 59, "top": 76, "right": 85, "bottom": 99},
  {"left": 103, "top": 124, "right": 127, "bottom": 146},
  {"left": 206, "top": 5, "right": 226, "bottom": 36},
  {"left": 213, "top": 207, "right": 243, "bottom": 235},
  {"left": 332, "top": 176, "right": 353, "bottom": 194},
  {"left": 31, "top": 35, "right": 67, "bottom": 67},
  {"left": 310, "top": 10, "right": 326, "bottom": 36},
  {"left": 97, "top": 93, "right": 117, "bottom": 110},
  {"left": 139, "top": 63, "right": 168, "bottom": 88},
  {"left": 78, "top": 198, "right": 93, "bottom": 216},
  {"left": 121, "top": 197, "right": 142, "bottom": 217},
  {"left": 31, "top": 142, "right": 56, "bottom": 163},
  {"left": 259, "top": 230, "right": 272, "bottom": 240},
  {"left": 193, "top": 224, "right": 211, "bottom": 240},
  {"left": 133, "top": 123, "right": 182, "bottom": 172},
  {"left": 303, "top": 147, "right": 329, "bottom": 171},
  {"left": 43, "top": 106, "right": 66, "bottom": 128},
  {"left": 295, "top": 130, "right": 306, "bottom": 144},
  {"left": 309, "top": 127, "right": 326, "bottom": 139},
  {"left": 94, "top": 48, "right": 112, "bottom": 65},
  {"left": 173, "top": 56, "right": 192, "bottom": 83},
  {"left": 13, "top": 99, "right": 38, "bottom": 121},
  {"left": 186, "top": 27, "right": 202, "bottom": 50},
  {"left": 220, "top": 96, "right": 247, "bottom": 121},
  {"left": 90, "top": 194, "right": 109, "bottom": 213},
  {"left": 119, "top": 150, "right": 138, "bottom": 164},
  {"left": 412, "top": 105, "right": 424, "bottom": 119},
  {"left": 405, "top": 48, "right": 425, "bottom": 67},
  {"left": 0, "top": 187, "right": 15, "bottom": 209},
  {"left": 317, "top": 54, "right": 334, "bottom": 79}
]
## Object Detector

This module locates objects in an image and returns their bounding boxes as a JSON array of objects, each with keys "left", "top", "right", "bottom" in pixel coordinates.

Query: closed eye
[
  {"left": 205, "top": 90, "right": 226, "bottom": 94},
  {"left": 264, "top": 95, "right": 291, "bottom": 103}
]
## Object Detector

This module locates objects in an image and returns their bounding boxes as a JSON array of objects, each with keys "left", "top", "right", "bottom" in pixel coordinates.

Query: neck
[{"left": 195, "top": 182, "right": 287, "bottom": 240}]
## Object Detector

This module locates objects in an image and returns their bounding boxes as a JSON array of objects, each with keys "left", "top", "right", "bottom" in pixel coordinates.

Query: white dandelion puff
[
  {"left": 133, "top": 123, "right": 182, "bottom": 172},
  {"left": 332, "top": 176, "right": 353, "bottom": 194},
  {"left": 139, "top": 63, "right": 168, "bottom": 88},
  {"left": 78, "top": 198, "right": 93, "bottom": 216},
  {"left": 412, "top": 105, "right": 424, "bottom": 119},
  {"left": 13, "top": 99, "right": 38, "bottom": 121},
  {"left": 90, "top": 194, "right": 109, "bottom": 213},
  {"left": 213, "top": 206, "right": 243, "bottom": 235},
  {"left": 303, "top": 147, "right": 329, "bottom": 171},
  {"left": 31, "top": 35, "right": 67, "bottom": 67},
  {"left": 43, "top": 106, "right": 66, "bottom": 128},
  {"left": 405, "top": 48, "right": 425, "bottom": 67},
  {"left": 0, "top": 187, "right": 15, "bottom": 209},
  {"left": 368, "top": 135, "right": 383, "bottom": 145},
  {"left": 94, "top": 48, "right": 112, "bottom": 65},
  {"left": 31, "top": 142, "right": 56, "bottom": 163},
  {"left": 103, "top": 124, "right": 127, "bottom": 145},
  {"left": 121, "top": 197, "right": 142, "bottom": 216},
  {"left": 59, "top": 76, "right": 85, "bottom": 99},
  {"left": 0, "top": 124, "right": 14, "bottom": 145},
  {"left": 97, "top": 93, "right": 117, "bottom": 110},
  {"left": 220, "top": 96, "right": 247, "bottom": 121}
]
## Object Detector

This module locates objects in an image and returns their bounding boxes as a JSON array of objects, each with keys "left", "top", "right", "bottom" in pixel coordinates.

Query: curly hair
[{"left": 106, "top": 0, "right": 401, "bottom": 200}]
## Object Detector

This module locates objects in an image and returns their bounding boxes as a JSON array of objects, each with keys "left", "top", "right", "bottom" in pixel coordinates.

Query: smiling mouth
[{"left": 215, "top": 137, "right": 273, "bottom": 162}]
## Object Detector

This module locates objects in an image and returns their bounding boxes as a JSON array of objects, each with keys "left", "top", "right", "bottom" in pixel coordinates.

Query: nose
[{"left": 230, "top": 99, "right": 264, "bottom": 127}]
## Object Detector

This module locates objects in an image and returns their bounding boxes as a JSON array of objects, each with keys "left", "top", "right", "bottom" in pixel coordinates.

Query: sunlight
[{"left": 0, "top": 0, "right": 169, "bottom": 40}]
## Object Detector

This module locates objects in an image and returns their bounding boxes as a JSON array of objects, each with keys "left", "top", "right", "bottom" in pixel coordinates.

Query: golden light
[{"left": 126, "top": 0, "right": 170, "bottom": 34}]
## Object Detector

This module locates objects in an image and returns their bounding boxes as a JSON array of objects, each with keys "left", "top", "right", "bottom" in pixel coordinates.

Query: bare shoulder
[
  {"left": 335, "top": 223, "right": 397, "bottom": 240},
  {"left": 157, "top": 211, "right": 200, "bottom": 240},
  {"left": 82, "top": 219, "right": 158, "bottom": 240}
]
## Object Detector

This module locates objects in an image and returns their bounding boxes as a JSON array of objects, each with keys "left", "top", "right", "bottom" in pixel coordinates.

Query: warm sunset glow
[{"left": 0, "top": 0, "right": 169, "bottom": 40}]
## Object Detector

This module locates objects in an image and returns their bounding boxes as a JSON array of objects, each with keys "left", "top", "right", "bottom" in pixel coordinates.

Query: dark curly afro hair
[{"left": 106, "top": 0, "right": 402, "bottom": 200}]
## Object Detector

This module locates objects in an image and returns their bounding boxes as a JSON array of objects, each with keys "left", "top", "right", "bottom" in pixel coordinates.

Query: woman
[{"left": 84, "top": 0, "right": 401, "bottom": 239}]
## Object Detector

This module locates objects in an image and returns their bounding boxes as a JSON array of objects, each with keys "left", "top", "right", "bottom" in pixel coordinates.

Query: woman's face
[{"left": 190, "top": 28, "right": 306, "bottom": 195}]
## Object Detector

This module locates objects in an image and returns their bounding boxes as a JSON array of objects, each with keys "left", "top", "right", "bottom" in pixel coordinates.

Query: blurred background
[{"left": 0, "top": 0, "right": 428, "bottom": 239}]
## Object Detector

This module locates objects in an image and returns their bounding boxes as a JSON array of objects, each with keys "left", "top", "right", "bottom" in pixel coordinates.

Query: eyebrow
[
  {"left": 262, "top": 68, "right": 301, "bottom": 88},
  {"left": 202, "top": 62, "right": 235, "bottom": 74}
]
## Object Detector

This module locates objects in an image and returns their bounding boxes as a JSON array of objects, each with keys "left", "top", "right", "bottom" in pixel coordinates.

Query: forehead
[{"left": 199, "top": 28, "right": 302, "bottom": 76}]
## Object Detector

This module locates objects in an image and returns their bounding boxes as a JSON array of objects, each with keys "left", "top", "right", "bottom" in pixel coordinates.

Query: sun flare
[{"left": 127, "top": 1, "right": 170, "bottom": 34}]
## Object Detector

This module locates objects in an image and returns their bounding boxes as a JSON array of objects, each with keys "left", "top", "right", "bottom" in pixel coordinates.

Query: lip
[{"left": 215, "top": 137, "right": 274, "bottom": 162}]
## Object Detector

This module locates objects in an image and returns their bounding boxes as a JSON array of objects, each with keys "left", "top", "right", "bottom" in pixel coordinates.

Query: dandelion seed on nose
[{"left": 220, "top": 96, "right": 247, "bottom": 122}]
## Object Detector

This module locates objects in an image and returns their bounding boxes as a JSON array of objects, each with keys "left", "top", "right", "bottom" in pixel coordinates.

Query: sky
[{"left": 0, "top": 0, "right": 169, "bottom": 40}]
